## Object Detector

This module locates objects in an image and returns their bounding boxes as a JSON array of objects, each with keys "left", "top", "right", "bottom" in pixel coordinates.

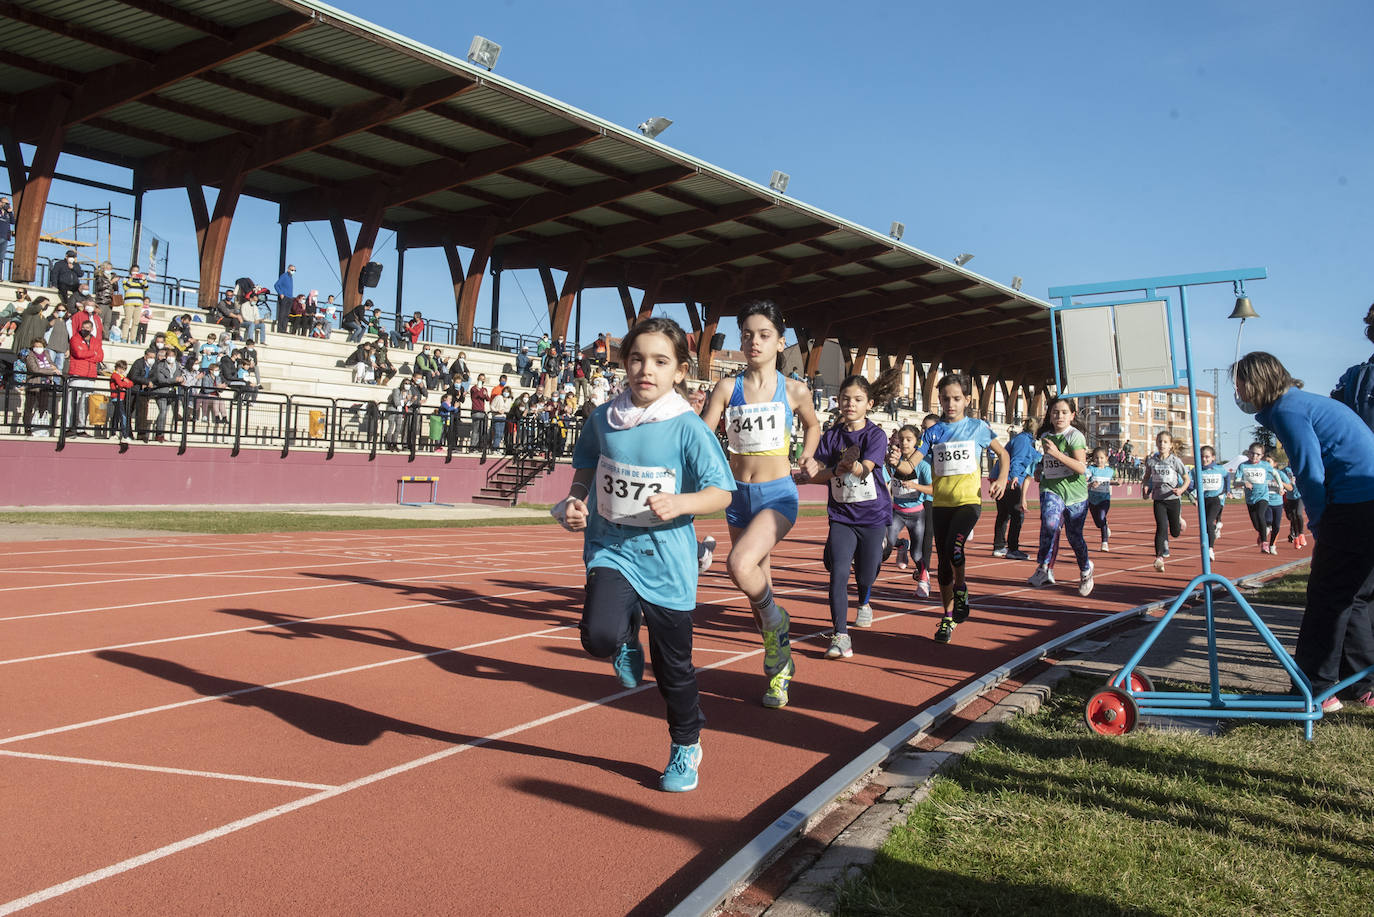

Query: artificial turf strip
[
  {"left": 837, "top": 674, "right": 1374, "bottom": 917},
  {"left": 1244, "top": 570, "right": 1310, "bottom": 608}
]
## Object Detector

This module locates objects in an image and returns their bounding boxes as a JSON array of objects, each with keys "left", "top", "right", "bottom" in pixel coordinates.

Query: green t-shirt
[{"left": 1039, "top": 427, "right": 1088, "bottom": 505}]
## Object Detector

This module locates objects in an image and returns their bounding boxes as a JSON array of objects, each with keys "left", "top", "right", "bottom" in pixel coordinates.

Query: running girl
[
  {"left": 1026, "top": 397, "right": 1093, "bottom": 596},
  {"left": 1144, "top": 430, "right": 1191, "bottom": 571},
  {"left": 907, "top": 374, "right": 1009, "bottom": 643},
  {"left": 885, "top": 424, "right": 933, "bottom": 598},
  {"left": 1197, "top": 445, "right": 1230, "bottom": 562},
  {"left": 701, "top": 301, "right": 820, "bottom": 708},
  {"left": 1283, "top": 464, "right": 1307, "bottom": 548},
  {"left": 1085, "top": 447, "right": 1115, "bottom": 551},
  {"left": 1236, "top": 443, "right": 1280, "bottom": 555},
  {"left": 800, "top": 372, "right": 897, "bottom": 659},
  {"left": 1263, "top": 453, "right": 1291, "bottom": 553},
  {"left": 555, "top": 317, "right": 734, "bottom": 792}
]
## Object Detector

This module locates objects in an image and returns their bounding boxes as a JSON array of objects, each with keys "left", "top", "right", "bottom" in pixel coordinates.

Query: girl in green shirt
[{"left": 1028, "top": 397, "right": 1094, "bottom": 597}]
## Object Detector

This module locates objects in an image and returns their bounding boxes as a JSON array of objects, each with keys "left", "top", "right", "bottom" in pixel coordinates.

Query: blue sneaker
[
  {"left": 612, "top": 639, "right": 644, "bottom": 688},
  {"left": 761, "top": 605, "right": 792, "bottom": 677},
  {"left": 660, "top": 742, "right": 703, "bottom": 792}
]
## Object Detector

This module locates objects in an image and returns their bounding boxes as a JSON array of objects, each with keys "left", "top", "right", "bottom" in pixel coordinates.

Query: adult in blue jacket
[
  {"left": 990, "top": 420, "right": 1039, "bottom": 560},
  {"left": 1330, "top": 303, "right": 1374, "bottom": 433},
  {"left": 273, "top": 264, "right": 295, "bottom": 334},
  {"left": 1235, "top": 351, "right": 1374, "bottom": 710}
]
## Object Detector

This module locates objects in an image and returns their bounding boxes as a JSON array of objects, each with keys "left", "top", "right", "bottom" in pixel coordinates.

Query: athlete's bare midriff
[{"left": 729, "top": 452, "right": 794, "bottom": 484}]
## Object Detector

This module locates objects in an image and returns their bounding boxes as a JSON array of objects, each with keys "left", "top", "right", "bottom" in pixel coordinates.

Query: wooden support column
[
  {"left": 342, "top": 198, "right": 386, "bottom": 313},
  {"left": 1030, "top": 385, "right": 1048, "bottom": 421},
  {"left": 636, "top": 275, "right": 663, "bottom": 324},
  {"left": 617, "top": 284, "right": 636, "bottom": 329},
  {"left": 803, "top": 323, "right": 831, "bottom": 378},
  {"left": 684, "top": 299, "right": 703, "bottom": 336},
  {"left": 456, "top": 230, "right": 495, "bottom": 346},
  {"left": 329, "top": 216, "right": 351, "bottom": 297},
  {"left": 696, "top": 300, "right": 720, "bottom": 381},
  {"left": 847, "top": 333, "right": 874, "bottom": 378},
  {"left": 441, "top": 238, "right": 466, "bottom": 315},
  {"left": 550, "top": 261, "right": 586, "bottom": 343},
  {"left": 10, "top": 94, "right": 71, "bottom": 283},
  {"left": 921, "top": 360, "right": 943, "bottom": 412},
  {"left": 1, "top": 128, "right": 27, "bottom": 215},
  {"left": 187, "top": 172, "right": 247, "bottom": 312}
]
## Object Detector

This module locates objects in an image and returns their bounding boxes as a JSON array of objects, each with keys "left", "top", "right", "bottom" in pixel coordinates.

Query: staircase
[{"left": 472, "top": 453, "right": 557, "bottom": 506}]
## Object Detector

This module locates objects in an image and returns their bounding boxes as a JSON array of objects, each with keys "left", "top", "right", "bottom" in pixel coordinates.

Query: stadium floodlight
[
  {"left": 953, "top": 253, "right": 975, "bottom": 266},
  {"left": 1012, "top": 275, "right": 1024, "bottom": 291},
  {"left": 467, "top": 36, "right": 502, "bottom": 71},
  {"left": 889, "top": 221, "right": 905, "bottom": 241},
  {"left": 637, "top": 117, "right": 673, "bottom": 139},
  {"left": 768, "top": 170, "right": 790, "bottom": 194}
]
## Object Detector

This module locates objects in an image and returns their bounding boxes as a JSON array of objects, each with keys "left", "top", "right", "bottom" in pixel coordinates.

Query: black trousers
[
  {"left": 991, "top": 483, "right": 1024, "bottom": 552},
  {"left": 827, "top": 521, "right": 886, "bottom": 634},
  {"left": 1152, "top": 499, "right": 1181, "bottom": 556},
  {"left": 1285, "top": 498, "right": 1306, "bottom": 537},
  {"left": 581, "top": 566, "right": 704, "bottom": 746},
  {"left": 932, "top": 504, "right": 981, "bottom": 586},
  {"left": 1204, "top": 496, "right": 1223, "bottom": 544},
  {"left": 1297, "top": 501, "right": 1374, "bottom": 696}
]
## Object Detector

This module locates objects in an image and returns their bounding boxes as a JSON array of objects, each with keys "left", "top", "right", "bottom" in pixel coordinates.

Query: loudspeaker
[
  {"left": 358, "top": 261, "right": 383, "bottom": 290},
  {"left": 710, "top": 332, "right": 725, "bottom": 351}
]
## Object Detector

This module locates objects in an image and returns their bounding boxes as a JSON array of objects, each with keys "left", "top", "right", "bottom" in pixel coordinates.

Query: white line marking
[{"left": 0, "top": 750, "right": 336, "bottom": 791}]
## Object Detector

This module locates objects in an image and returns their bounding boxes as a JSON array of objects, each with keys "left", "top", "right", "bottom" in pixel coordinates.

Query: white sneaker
[
  {"left": 1215, "top": 522, "right": 1223, "bottom": 541},
  {"left": 1179, "top": 517, "right": 1187, "bottom": 533},
  {"left": 697, "top": 536, "right": 716, "bottom": 573},
  {"left": 1101, "top": 541, "right": 1110, "bottom": 553},
  {"left": 992, "top": 547, "right": 1007, "bottom": 558},
  {"left": 1078, "top": 563, "right": 1094, "bottom": 597},
  {"left": 1153, "top": 556, "right": 1165, "bottom": 572},
  {"left": 855, "top": 603, "right": 874, "bottom": 628},
  {"left": 896, "top": 541, "right": 909, "bottom": 570},
  {"left": 915, "top": 572, "right": 930, "bottom": 598},
  {"left": 1208, "top": 547, "right": 1215, "bottom": 562},
  {"left": 1027, "top": 566, "right": 1054, "bottom": 587}
]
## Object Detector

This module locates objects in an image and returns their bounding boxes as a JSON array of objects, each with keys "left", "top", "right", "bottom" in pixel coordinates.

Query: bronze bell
[{"left": 1228, "top": 296, "right": 1259, "bottom": 320}]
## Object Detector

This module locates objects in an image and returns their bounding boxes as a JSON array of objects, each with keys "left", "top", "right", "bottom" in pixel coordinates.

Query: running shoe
[
  {"left": 698, "top": 535, "right": 716, "bottom": 574},
  {"left": 855, "top": 603, "right": 874, "bottom": 628},
  {"left": 1208, "top": 547, "right": 1215, "bottom": 562},
  {"left": 1101, "top": 540, "right": 1110, "bottom": 553},
  {"left": 992, "top": 547, "right": 1007, "bottom": 558},
  {"left": 1027, "top": 566, "right": 1054, "bottom": 588},
  {"left": 660, "top": 742, "right": 703, "bottom": 792},
  {"left": 915, "top": 570, "right": 931, "bottom": 598},
  {"left": 761, "top": 606, "right": 792, "bottom": 677},
  {"left": 1078, "top": 562, "right": 1094, "bottom": 598},
  {"left": 612, "top": 639, "right": 644, "bottom": 689},
  {"left": 762, "top": 657, "right": 796, "bottom": 708},
  {"left": 825, "top": 633, "right": 853, "bottom": 659},
  {"left": 1006, "top": 549, "right": 1030, "bottom": 561},
  {"left": 896, "top": 540, "right": 909, "bottom": 569},
  {"left": 934, "top": 616, "right": 956, "bottom": 644},
  {"left": 1179, "top": 517, "right": 1187, "bottom": 533},
  {"left": 952, "top": 586, "right": 971, "bottom": 623},
  {"left": 1321, "top": 696, "right": 1343, "bottom": 713},
  {"left": 1215, "top": 522, "right": 1223, "bottom": 540},
  {"left": 1355, "top": 691, "right": 1374, "bottom": 708},
  {"left": 1153, "top": 556, "right": 1165, "bottom": 572}
]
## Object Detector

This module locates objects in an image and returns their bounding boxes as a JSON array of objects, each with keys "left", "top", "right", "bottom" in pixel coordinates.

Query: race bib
[
  {"left": 1041, "top": 454, "right": 1073, "bottom": 480},
  {"left": 725, "top": 402, "right": 786, "bottom": 452},
  {"left": 830, "top": 471, "right": 878, "bottom": 504},
  {"left": 1201, "top": 472, "right": 1224, "bottom": 493},
  {"left": 1151, "top": 464, "right": 1177, "bottom": 488},
  {"left": 1241, "top": 466, "right": 1268, "bottom": 485},
  {"left": 1089, "top": 473, "right": 1111, "bottom": 492},
  {"left": 595, "top": 456, "right": 676, "bottom": 527},
  {"left": 930, "top": 440, "right": 977, "bottom": 477}
]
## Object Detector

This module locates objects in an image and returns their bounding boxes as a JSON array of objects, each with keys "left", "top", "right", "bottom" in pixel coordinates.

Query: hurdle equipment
[{"left": 396, "top": 475, "right": 451, "bottom": 507}]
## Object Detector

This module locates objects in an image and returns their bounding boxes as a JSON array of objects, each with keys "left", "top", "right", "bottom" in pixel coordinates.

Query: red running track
[{"left": 0, "top": 506, "right": 1306, "bottom": 915}]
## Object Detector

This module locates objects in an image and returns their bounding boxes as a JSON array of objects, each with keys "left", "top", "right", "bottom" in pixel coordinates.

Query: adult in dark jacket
[
  {"left": 12, "top": 297, "right": 51, "bottom": 357},
  {"left": 127, "top": 348, "right": 158, "bottom": 439},
  {"left": 343, "top": 302, "right": 368, "bottom": 343},
  {"left": 50, "top": 250, "right": 84, "bottom": 304},
  {"left": 0, "top": 196, "right": 13, "bottom": 280},
  {"left": 93, "top": 263, "right": 117, "bottom": 338},
  {"left": 273, "top": 265, "right": 295, "bottom": 333},
  {"left": 150, "top": 349, "right": 183, "bottom": 440},
  {"left": 1331, "top": 303, "right": 1374, "bottom": 433}
]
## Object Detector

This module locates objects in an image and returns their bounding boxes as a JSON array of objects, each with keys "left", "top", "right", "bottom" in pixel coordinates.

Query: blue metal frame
[{"left": 1048, "top": 267, "right": 1367, "bottom": 740}]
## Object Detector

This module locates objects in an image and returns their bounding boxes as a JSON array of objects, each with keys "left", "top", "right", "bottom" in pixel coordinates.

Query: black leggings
[
  {"left": 921, "top": 503, "right": 934, "bottom": 570},
  {"left": 1285, "top": 498, "right": 1306, "bottom": 537},
  {"left": 1205, "top": 496, "right": 1223, "bottom": 544},
  {"left": 1088, "top": 499, "right": 1110, "bottom": 538},
  {"left": 827, "top": 521, "right": 886, "bottom": 634},
  {"left": 1152, "top": 499, "right": 1181, "bottom": 557},
  {"left": 992, "top": 485, "right": 1024, "bottom": 552},
  {"left": 931, "top": 504, "right": 981, "bottom": 586}
]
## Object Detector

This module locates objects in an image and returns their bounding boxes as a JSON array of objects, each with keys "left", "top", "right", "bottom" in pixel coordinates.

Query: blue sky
[{"left": 17, "top": 0, "right": 1373, "bottom": 451}]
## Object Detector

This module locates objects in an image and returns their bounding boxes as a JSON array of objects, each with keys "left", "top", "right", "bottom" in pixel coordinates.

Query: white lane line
[{"left": 0, "top": 750, "right": 337, "bottom": 791}]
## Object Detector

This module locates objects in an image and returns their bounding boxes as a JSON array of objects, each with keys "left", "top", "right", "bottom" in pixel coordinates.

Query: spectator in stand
[
  {"left": 450, "top": 350, "right": 471, "bottom": 388},
  {"left": 346, "top": 341, "right": 375, "bottom": 384},
  {"left": 516, "top": 346, "right": 533, "bottom": 387},
  {"left": 366, "top": 305, "right": 386, "bottom": 340},
  {"left": 592, "top": 332, "right": 608, "bottom": 369},
  {"left": 431, "top": 348, "right": 450, "bottom": 387},
  {"left": 318, "top": 294, "right": 339, "bottom": 338},
  {"left": 434, "top": 392, "right": 459, "bottom": 452},
  {"left": 574, "top": 353, "right": 592, "bottom": 403},
  {"left": 536, "top": 332, "right": 551, "bottom": 357},
  {"left": 199, "top": 333, "right": 222, "bottom": 371},
  {"left": 303, "top": 291, "right": 319, "bottom": 336},
  {"left": 0, "top": 197, "right": 13, "bottom": 280},
  {"left": 1, "top": 287, "right": 29, "bottom": 331},
  {"left": 108, "top": 359, "right": 132, "bottom": 441},
  {"left": 374, "top": 335, "right": 397, "bottom": 386},
  {"left": 214, "top": 291, "right": 243, "bottom": 339},
  {"left": 120, "top": 266, "right": 151, "bottom": 342},
  {"left": 490, "top": 385, "right": 510, "bottom": 452},
  {"left": 237, "top": 340, "right": 261, "bottom": 388},
  {"left": 811, "top": 371, "right": 825, "bottom": 410},
  {"left": 196, "top": 361, "right": 228, "bottom": 427},
  {"left": 343, "top": 300, "right": 368, "bottom": 343},
  {"left": 22, "top": 337, "right": 61, "bottom": 436},
  {"left": 127, "top": 346, "right": 158, "bottom": 440},
  {"left": 273, "top": 264, "right": 295, "bottom": 333},
  {"left": 409, "top": 369, "right": 429, "bottom": 403},
  {"left": 93, "top": 263, "right": 117, "bottom": 339},
  {"left": 403, "top": 311, "right": 425, "bottom": 350},
  {"left": 590, "top": 368, "right": 609, "bottom": 406},
  {"left": 66, "top": 315, "right": 103, "bottom": 434},
  {"left": 150, "top": 347, "right": 183, "bottom": 442},
  {"left": 506, "top": 391, "right": 530, "bottom": 453},
  {"left": 51, "top": 250, "right": 84, "bottom": 305},
  {"left": 240, "top": 293, "right": 265, "bottom": 345},
  {"left": 384, "top": 378, "right": 413, "bottom": 451},
  {"left": 70, "top": 297, "right": 105, "bottom": 341},
  {"left": 469, "top": 372, "right": 490, "bottom": 449},
  {"left": 46, "top": 302, "right": 71, "bottom": 372},
  {"left": 490, "top": 373, "right": 511, "bottom": 399},
  {"left": 288, "top": 295, "right": 308, "bottom": 336},
  {"left": 414, "top": 344, "right": 439, "bottom": 390},
  {"left": 539, "top": 342, "right": 560, "bottom": 398}
]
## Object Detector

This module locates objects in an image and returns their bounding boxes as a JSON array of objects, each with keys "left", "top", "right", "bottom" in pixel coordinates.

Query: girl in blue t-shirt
[
  {"left": 555, "top": 318, "right": 734, "bottom": 793},
  {"left": 885, "top": 424, "right": 934, "bottom": 597},
  {"left": 1282, "top": 464, "right": 1307, "bottom": 548},
  {"left": 1196, "top": 445, "right": 1231, "bottom": 562},
  {"left": 802, "top": 371, "right": 899, "bottom": 660},
  {"left": 1264, "top": 455, "right": 1291, "bottom": 553},
  {"left": 1236, "top": 442, "right": 1282, "bottom": 554},
  {"left": 1085, "top": 447, "right": 1115, "bottom": 552}
]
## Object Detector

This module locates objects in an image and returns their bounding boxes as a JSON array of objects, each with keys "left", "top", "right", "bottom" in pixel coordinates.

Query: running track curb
[{"left": 672, "top": 556, "right": 1311, "bottom": 917}]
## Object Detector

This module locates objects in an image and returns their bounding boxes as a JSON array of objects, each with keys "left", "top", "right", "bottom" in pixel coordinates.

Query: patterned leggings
[{"left": 1036, "top": 491, "right": 1089, "bottom": 572}]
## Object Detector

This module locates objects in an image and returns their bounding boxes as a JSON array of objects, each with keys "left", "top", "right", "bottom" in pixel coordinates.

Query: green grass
[
  {"left": 836, "top": 673, "right": 1374, "bottom": 917},
  {"left": 1245, "top": 569, "right": 1311, "bottom": 607}
]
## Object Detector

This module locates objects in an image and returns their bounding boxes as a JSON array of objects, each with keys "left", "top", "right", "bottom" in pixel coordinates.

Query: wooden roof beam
[
  {"left": 116, "top": 0, "right": 235, "bottom": 40},
  {"left": 0, "top": 1, "right": 156, "bottom": 61}
]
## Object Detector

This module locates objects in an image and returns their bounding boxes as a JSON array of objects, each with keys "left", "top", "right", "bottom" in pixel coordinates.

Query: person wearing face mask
[
  {"left": 150, "top": 348, "right": 183, "bottom": 442},
  {"left": 51, "top": 250, "right": 84, "bottom": 305},
  {"left": 23, "top": 337, "right": 61, "bottom": 435},
  {"left": 66, "top": 317, "right": 104, "bottom": 435},
  {"left": 69, "top": 297, "right": 104, "bottom": 341},
  {"left": 11, "top": 295, "right": 51, "bottom": 358},
  {"left": 45, "top": 302, "right": 71, "bottom": 372},
  {"left": 1233, "top": 351, "right": 1374, "bottom": 712},
  {"left": 127, "top": 347, "right": 158, "bottom": 440}
]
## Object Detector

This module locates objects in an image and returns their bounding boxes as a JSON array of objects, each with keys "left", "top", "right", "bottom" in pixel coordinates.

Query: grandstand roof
[{"left": 0, "top": 0, "right": 1053, "bottom": 383}]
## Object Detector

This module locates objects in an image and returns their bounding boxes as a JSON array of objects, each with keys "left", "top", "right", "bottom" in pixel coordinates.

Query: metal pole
[
  {"left": 395, "top": 243, "right": 406, "bottom": 335},
  {"left": 574, "top": 286, "right": 582, "bottom": 351},
  {"left": 490, "top": 248, "right": 503, "bottom": 348},
  {"left": 130, "top": 175, "right": 144, "bottom": 271}
]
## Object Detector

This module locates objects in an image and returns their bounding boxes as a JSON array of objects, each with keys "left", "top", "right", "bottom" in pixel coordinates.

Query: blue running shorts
[{"left": 726, "top": 474, "right": 799, "bottom": 528}]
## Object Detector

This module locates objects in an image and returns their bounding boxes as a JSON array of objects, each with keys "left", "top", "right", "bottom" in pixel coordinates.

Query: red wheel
[
  {"left": 1109, "top": 668, "right": 1154, "bottom": 694},
  {"left": 1084, "top": 687, "right": 1139, "bottom": 736}
]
